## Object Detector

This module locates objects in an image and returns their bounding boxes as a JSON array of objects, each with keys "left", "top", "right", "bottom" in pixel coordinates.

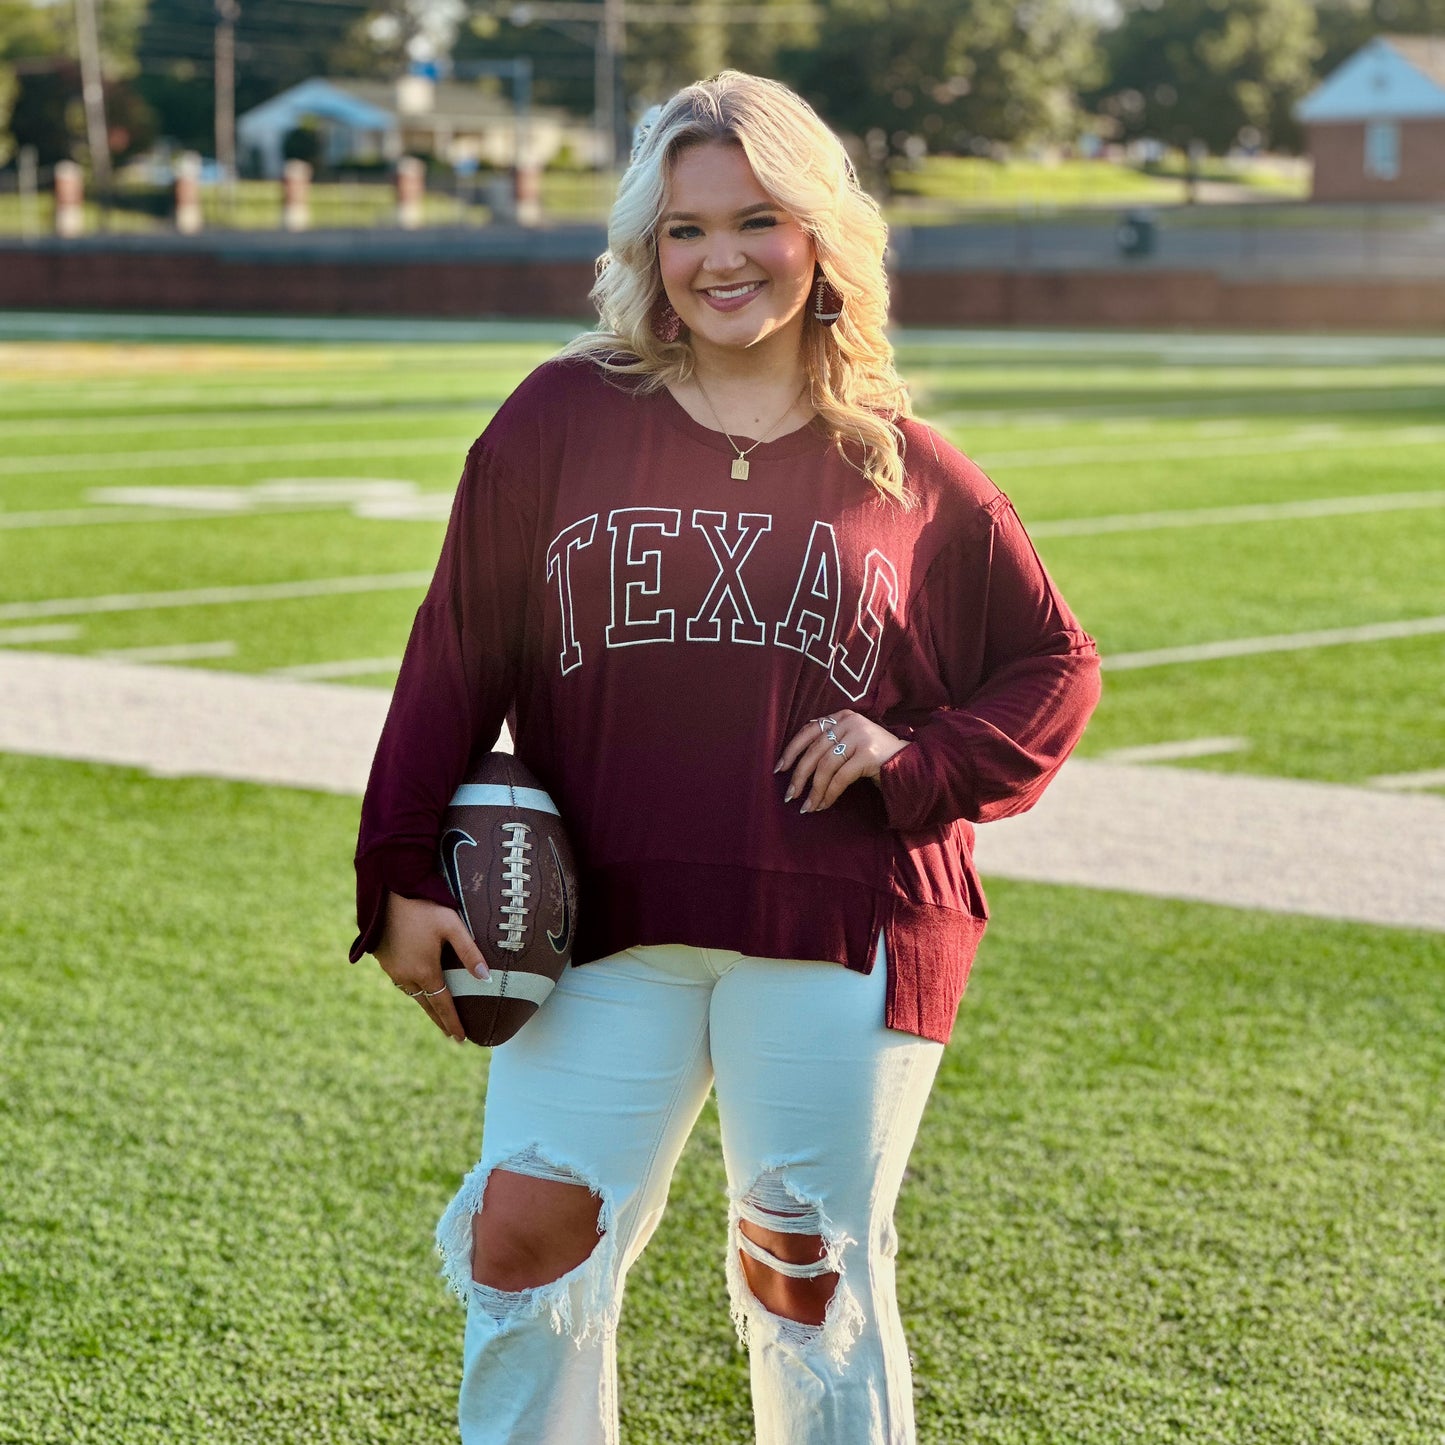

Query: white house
[{"left": 237, "top": 76, "right": 607, "bottom": 179}]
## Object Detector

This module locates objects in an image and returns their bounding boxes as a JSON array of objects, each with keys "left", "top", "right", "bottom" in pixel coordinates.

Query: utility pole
[
  {"left": 599, "top": 0, "right": 624, "bottom": 168},
  {"left": 503, "top": 3, "right": 820, "bottom": 169},
  {"left": 73, "top": 0, "right": 111, "bottom": 192},
  {"left": 455, "top": 58, "right": 533, "bottom": 174},
  {"left": 215, "top": 0, "right": 240, "bottom": 182}
]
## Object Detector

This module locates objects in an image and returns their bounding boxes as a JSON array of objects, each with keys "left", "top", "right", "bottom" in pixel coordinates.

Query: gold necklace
[{"left": 691, "top": 374, "right": 809, "bottom": 480}]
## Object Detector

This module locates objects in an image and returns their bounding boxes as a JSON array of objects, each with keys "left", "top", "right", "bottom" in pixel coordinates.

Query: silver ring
[
  {"left": 833, "top": 742, "right": 847, "bottom": 756},
  {"left": 401, "top": 987, "right": 425, "bottom": 998},
  {"left": 422, "top": 986, "right": 447, "bottom": 998},
  {"left": 826, "top": 729, "right": 838, "bottom": 743}
]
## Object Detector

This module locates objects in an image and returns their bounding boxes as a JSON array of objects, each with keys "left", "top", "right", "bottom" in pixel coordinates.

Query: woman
[{"left": 350, "top": 71, "right": 1100, "bottom": 1445}]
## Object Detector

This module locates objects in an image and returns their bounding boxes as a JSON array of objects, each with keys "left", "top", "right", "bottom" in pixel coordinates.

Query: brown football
[{"left": 438, "top": 751, "right": 578, "bottom": 1046}]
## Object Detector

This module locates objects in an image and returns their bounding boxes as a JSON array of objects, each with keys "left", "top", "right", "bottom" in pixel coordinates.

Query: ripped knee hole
[
  {"left": 736, "top": 1217, "right": 839, "bottom": 1328},
  {"left": 470, "top": 1167, "right": 605, "bottom": 1293}
]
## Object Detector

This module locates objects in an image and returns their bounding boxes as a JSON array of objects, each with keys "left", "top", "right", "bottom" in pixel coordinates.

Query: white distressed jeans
[{"left": 435, "top": 935, "right": 945, "bottom": 1445}]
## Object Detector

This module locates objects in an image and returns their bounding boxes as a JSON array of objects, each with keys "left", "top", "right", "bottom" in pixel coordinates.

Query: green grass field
[
  {"left": 3, "top": 327, "right": 1442, "bottom": 787},
  {"left": 0, "top": 153, "right": 1313, "bottom": 240},
  {"left": 1, "top": 322, "right": 1442, "bottom": 1442}
]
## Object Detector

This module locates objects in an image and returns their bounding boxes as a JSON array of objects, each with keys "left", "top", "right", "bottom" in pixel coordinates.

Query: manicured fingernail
[
  {"left": 474, "top": 964, "right": 490, "bottom": 979},
  {"left": 799, "top": 800, "right": 812, "bottom": 814},
  {"left": 783, "top": 786, "right": 795, "bottom": 802},
  {"left": 774, "top": 759, "right": 785, "bottom": 772}
]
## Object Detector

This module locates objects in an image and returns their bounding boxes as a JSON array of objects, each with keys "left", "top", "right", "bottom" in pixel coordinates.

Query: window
[{"left": 1364, "top": 120, "right": 1400, "bottom": 180}]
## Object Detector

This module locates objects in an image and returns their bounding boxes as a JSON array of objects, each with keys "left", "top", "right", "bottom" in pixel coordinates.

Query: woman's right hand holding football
[{"left": 376, "top": 892, "right": 490, "bottom": 1043}]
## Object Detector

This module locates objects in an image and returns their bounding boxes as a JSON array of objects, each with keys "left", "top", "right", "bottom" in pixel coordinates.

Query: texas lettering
[{"left": 544, "top": 508, "right": 900, "bottom": 702}]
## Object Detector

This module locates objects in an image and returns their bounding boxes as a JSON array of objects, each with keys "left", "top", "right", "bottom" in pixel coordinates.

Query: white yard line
[
  {"left": 0, "top": 507, "right": 252, "bottom": 530},
  {"left": 0, "top": 406, "right": 485, "bottom": 439},
  {"left": 0, "top": 623, "right": 82, "bottom": 645},
  {"left": 0, "top": 500, "right": 453, "bottom": 530},
  {"left": 0, "top": 479, "right": 447, "bottom": 530},
  {"left": 932, "top": 386, "right": 1445, "bottom": 427},
  {"left": 0, "top": 572, "right": 432, "bottom": 622},
  {"left": 1106, "top": 616, "right": 1445, "bottom": 671},
  {"left": 0, "top": 436, "right": 473, "bottom": 475},
  {"left": 0, "top": 649, "right": 1439, "bottom": 932},
  {"left": 0, "top": 387, "right": 438, "bottom": 413},
  {"left": 7, "top": 488, "right": 1434, "bottom": 537},
  {"left": 0, "top": 433, "right": 473, "bottom": 473},
  {"left": 1030, "top": 490, "right": 1445, "bottom": 538},
  {"left": 1368, "top": 767, "right": 1445, "bottom": 792},
  {"left": 272, "top": 656, "right": 401, "bottom": 680},
  {"left": 4, "top": 424, "right": 1439, "bottom": 480},
  {"left": 96, "top": 640, "right": 237, "bottom": 663},
  {"left": 1101, "top": 737, "right": 1249, "bottom": 763},
  {"left": 977, "top": 425, "right": 1445, "bottom": 472}
]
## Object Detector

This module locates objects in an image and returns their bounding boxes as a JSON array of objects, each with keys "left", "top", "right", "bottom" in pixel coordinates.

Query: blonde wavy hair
[{"left": 557, "top": 70, "right": 917, "bottom": 508}]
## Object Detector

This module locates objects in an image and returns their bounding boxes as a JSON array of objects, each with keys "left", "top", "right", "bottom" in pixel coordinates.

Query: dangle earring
[
  {"left": 812, "top": 267, "right": 844, "bottom": 327},
  {"left": 650, "top": 294, "right": 684, "bottom": 343}
]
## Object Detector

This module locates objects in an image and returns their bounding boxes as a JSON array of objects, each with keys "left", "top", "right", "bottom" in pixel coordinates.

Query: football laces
[{"left": 497, "top": 822, "right": 533, "bottom": 952}]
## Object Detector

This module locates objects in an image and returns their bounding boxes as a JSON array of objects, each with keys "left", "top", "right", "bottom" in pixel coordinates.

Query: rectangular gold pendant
[{"left": 731, "top": 457, "right": 750, "bottom": 480}]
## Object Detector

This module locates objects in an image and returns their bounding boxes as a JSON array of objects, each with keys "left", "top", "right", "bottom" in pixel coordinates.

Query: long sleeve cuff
[
  {"left": 872, "top": 637, "right": 1099, "bottom": 835},
  {"left": 349, "top": 843, "right": 458, "bottom": 963},
  {"left": 875, "top": 735, "right": 977, "bottom": 833}
]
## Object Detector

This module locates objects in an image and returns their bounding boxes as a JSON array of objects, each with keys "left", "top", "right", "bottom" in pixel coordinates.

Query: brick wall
[
  {"left": 2, "top": 243, "right": 1443, "bottom": 330},
  {"left": 1308, "top": 119, "right": 1445, "bottom": 203},
  {"left": 888, "top": 269, "right": 1445, "bottom": 329},
  {"left": 0, "top": 247, "right": 599, "bottom": 317}
]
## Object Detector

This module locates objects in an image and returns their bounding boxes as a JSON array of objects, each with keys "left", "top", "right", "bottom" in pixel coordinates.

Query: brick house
[{"left": 1296, "top": 34, "right": 1445, "bottom": 202}]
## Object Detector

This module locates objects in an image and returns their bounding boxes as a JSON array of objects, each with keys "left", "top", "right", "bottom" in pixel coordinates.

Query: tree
[
  {"left": 1, "top": 0, "right": 68, "bottom": 164},
  {"left": 135, "top": 0, "right": 376, "bottom": 151},
  {"left": 452, "top": 10, "right": 597, "bottom": 117},
  {"left": 0, "top": 0, "right": 162, "bottom": 166},
  {"left": 454, "top": 0, "right": 818, "bottom": 120},
  {"left": 1091, "top": 0, "right": 1319, "bottom": 155},
  {"left": 451, "top": 0, "right": 822, "bottom": 163},
  {"left": 1314, "top": 0, "right": 1445, "bottom": 77},
  {"left": 776, "top": 0, "right": 1103, "bottom": 181}
]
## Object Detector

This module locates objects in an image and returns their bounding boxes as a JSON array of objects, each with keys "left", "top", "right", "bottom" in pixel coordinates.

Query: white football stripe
[
  {"left": 1101, "top": 736, "right": 1250, "bottom": 764},
  {"left": 0, "top": 572, "right": 432, "bottom": 621},
  {"left": 1028, "top": 490, "right": 1445, "bottom": 539},
  {"left": 449, "top": 783, "right": 559, "bottom": 815},
  {"left": 1105, "top": 615, "right": 1445, "bottom": 670},
  {"left": 443, "top": 968, "right": 557, "bottom": 1006}
]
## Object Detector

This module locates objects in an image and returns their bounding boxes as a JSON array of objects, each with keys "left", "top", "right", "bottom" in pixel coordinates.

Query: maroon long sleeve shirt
[{"left": 350, "top": 356, "right": 1100, "bottom": 1043}]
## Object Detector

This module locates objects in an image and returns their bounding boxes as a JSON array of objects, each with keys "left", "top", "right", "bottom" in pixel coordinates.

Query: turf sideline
[
  {"left": 8, "top": 310, "right": 1445, "bottom": 360},
  {"left": 1, "top": 648, "right": 1440, "bottom": 934}
]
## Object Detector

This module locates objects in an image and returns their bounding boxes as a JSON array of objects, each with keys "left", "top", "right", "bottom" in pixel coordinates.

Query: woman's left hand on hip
[{"left": 774, "top": 711, "right": 912, "bottom": 814}]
